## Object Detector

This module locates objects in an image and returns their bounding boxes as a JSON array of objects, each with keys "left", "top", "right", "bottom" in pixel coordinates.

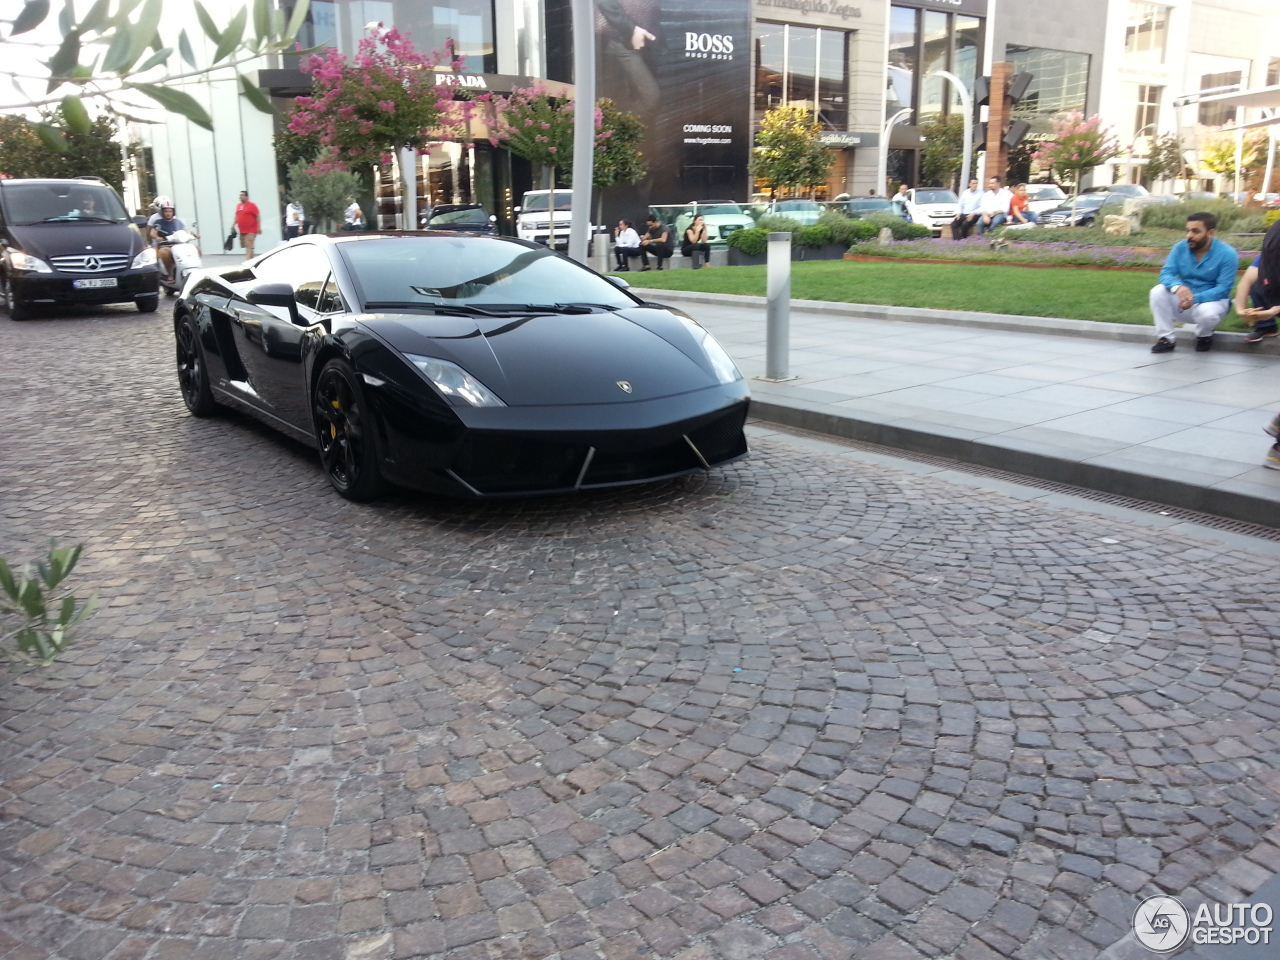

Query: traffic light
[
  {"left": 1007, "top": 73, "right": 1033, "bottom": 104},
  {"left": 1003, "top": 120, "right": 1031, "bottom": 148},
  {"left": 974, "top": 76, "right": 990, "bottom": 107}
]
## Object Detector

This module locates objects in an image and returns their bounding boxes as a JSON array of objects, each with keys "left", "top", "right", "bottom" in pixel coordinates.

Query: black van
[{"left": 0, "top": 178, "right": 159, "bottom": 320}]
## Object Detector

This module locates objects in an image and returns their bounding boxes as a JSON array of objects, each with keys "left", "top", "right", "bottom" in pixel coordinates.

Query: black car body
[
  {"left": 0, "top": 178, "right": 159, "bottom": 320},
  {"left": 174, "top": 233, "right": 750, "bottom": 500},
  {"left": 1036, "top": 193, "right": 1124, "bottom": 228},
  {"left": 421, "top": 204, "right": 498, "bottom": 234}
]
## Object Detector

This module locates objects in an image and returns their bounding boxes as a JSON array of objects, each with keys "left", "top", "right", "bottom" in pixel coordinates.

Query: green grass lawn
[{"left": 624, "top": 260, "right": 1252, "bottom": 332}]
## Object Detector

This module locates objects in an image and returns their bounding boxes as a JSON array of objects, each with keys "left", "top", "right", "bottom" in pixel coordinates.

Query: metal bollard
[
  {"left": 592, "top": 227, "right": 611, "bottom": 273},
  {"left": 763, "top": 232, "right": 796, "bottom": 381}
]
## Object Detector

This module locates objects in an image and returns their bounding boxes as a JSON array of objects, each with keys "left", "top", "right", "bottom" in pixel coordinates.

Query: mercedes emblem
[{"left": 84, "top": 256, "right": 101, "bottom": 271}]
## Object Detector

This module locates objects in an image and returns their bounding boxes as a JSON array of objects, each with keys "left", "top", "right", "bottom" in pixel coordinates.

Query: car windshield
[
  {"left": 1027, "top": 185, "right": 1066, "bottom": 201},
  {"left": 777, "top": 201, "right": 820, "bottom": 210},
  {"left": 3, "top": 182, "right": 130, "bottom": 224},
  {"left": 913, "top": 190, "right": 957, "bottom": 204},
  {"left": 521, "top": 193, "right": 573, "bottom": 212},
  {"left": 341, "top": 236, "right": 636, "bottom": 310},
  {"left": 430, "top": 207, "right": 490, "bottom": 226},
  {"left": 848, "top": 199, "right": 891, "bottom": 211},
  {"left": 693, "top": 204, "right": 744, "bottom": 216},
  {"left": 1075, "top": 195, "right": 1112, "bottom": 207}
]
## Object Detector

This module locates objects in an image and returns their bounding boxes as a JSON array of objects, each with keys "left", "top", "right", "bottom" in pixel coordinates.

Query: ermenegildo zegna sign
[{"left": 596, "top": 0, "right": 752, "bottom": 214}]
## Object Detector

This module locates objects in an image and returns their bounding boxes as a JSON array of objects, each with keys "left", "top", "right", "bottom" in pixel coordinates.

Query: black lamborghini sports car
[{"left": 173, "top": 233, "right": 750, "bottom": 500}]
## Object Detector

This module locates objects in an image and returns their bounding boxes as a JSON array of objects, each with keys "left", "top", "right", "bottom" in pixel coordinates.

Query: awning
[{"left": 1176, "top": 83, "right": 1280, "bottom": 111}]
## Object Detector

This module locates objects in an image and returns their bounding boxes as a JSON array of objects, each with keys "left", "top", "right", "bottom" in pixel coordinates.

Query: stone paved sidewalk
[{"left": 1, "top": 302, "right": 1279, "bottom": 960}]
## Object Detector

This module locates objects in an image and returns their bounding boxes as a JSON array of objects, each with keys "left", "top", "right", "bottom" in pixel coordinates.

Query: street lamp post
[
  {"left": 878, "top": 109, "right": 912, "bottom": 195},
  {"left": 926, "top": 71, "right": 973, "bottom": 190}
]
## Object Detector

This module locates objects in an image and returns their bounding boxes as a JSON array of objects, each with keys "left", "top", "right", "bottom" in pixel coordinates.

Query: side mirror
[
  {"left": 606, "top": 275, "right": 630, "bottom": 289},
  {"left": 247, "top": 282, "right": 301, "bottom": 323},
  {"left": 513, "top": 206, "right": 522, "bottom": 213},
  {"left": 132, "top": 215, "right": 148, "bottom": 227}
]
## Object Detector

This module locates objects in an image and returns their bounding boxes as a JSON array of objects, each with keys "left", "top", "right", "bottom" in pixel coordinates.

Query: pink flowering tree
[
  {"left": 1031, "top": 112, "right": 1122, "bottom": 194},
  {"left": 479, "top": 86, "right": 613, "bottom": 239},
  {"left": 286, "top": 25, "right": 470, "bottom": 224}
]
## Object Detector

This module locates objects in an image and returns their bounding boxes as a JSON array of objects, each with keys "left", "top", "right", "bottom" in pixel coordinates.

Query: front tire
[
  {"left": 3, "top": 275, "right": 32, "bottom": 321},
  {"left": 136, "top": 294, "right": 159, "bottom": 313},
  {"left": 175, "top": 313, "right": 219, "bottom": 417},
  {"left": 313, "top": 358, "right": 385, "bottom": 501}
]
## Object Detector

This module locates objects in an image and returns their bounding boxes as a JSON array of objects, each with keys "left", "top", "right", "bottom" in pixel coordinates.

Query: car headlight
[
  {"left": 8, "top": 250, "right": 52, "bottom": 273},
  {"left": 405, "top": 355, "right": 506, "bottom": 407},
  {"left": 131, "top": 248, "right": 157, "bottom": 268},
  {"left": 676, "top": 317, "right": 741, "bottom": 384}
]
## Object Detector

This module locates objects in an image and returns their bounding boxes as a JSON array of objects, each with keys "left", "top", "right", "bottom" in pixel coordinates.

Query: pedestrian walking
[
  {"left": 1235, "top": 220, "right": 1280, "bottom": 468},
  {"left": 1149, "top": 212, "right": 1237, "bottom": 353},
  {"left": 284, "top": 197, "right": 305, "bottom": 240},
  {"left": 233, "top": 190, "right": 260, "bottom": 259}
]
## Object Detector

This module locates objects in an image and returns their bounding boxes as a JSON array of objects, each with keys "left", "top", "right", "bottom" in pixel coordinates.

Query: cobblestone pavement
[{"left": 2, "top": 303, "right": 1280, "bottom": 960}]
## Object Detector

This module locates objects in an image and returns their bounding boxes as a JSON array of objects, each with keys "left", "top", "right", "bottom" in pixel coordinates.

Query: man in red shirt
[{"left": 233, "top": 190, "right": 261, "bottom": 259}]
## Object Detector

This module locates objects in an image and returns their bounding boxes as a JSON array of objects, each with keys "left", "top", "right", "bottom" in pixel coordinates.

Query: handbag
[{"left": 223, "top": 228, "right": 237, "bottom": 252}]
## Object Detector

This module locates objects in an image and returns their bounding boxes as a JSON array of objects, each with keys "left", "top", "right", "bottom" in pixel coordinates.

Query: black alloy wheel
[
  {"left": 3, "top": 275, "right": 32, "bottom": 321},
  {"left": 175, "top": 313, "right": 219, "bottom": 416},
  {"left": 313, "top": 358, "right": 385, "bottom": 501}
]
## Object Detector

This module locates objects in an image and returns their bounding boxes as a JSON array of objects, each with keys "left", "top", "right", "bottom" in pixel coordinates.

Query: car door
[{"left": 228, "top": 243, "right": 333, "bottom": 432}]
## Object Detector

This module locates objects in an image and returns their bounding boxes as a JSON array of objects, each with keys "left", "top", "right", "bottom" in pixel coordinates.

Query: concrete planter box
[{"left": 728, "top": 243, "right": 848, "bottom": 265}]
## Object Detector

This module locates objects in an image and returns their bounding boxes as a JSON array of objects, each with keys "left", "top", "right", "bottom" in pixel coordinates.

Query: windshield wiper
[
  {"left": 522, "top": 302, "right": 624, "bottom": 314},
  {"left": 364, "top": 301, "right": 532, "bottom": 317}
]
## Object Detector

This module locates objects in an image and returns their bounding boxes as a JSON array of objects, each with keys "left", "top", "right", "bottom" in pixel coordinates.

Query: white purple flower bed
[{"left": 849, "top": 236, "right": 1256, "bottom": 270}]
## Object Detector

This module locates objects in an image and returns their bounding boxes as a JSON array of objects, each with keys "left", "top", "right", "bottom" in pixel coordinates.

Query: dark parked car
[
  {"left": 0, "top": 178, "right": 158, "bottom": 320},
  {"left": 420, "top": 204, "right": 497, "bottom": 234},
  {"left": 174, "top": 233, "right": 750, "bottom": 500},
  {"left": 840, "top": 197, "right": 894, "bottom": 219},
  {"left": 1036, "top": 193, "right": 1125, "bottom": 228}
]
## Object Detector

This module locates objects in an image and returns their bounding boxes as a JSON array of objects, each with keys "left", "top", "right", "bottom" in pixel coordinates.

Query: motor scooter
[{"left": 158, "top": 228, "right": 202, "bottom": 297}]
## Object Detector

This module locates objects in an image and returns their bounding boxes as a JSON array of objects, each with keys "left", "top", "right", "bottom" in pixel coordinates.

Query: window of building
[
  {"left": 1133, "top": 84, "right": 1160, "bottom": 140},
  {"left": 953, "top": 16, "right": 981, "bottom": 111},
  {"left": 887, "top": 5, "right": 918, "bottom": 121},
  {"left": 1188, "top": 53, "right": 1250, "bottom": 126},
  {"left": 1267, "top": 57, "right": 1280, "bottom": 86},
  {"left": 1125, "top": 2, "right": 1169, "bottom": 62},
  {"left": 886, "top": 6, "right": 985, "bottom": 121},
  {"left": 754, "top": 23, "right": 849, "bottom": 132},
  {"left": 1007, "top": 46, "right": 1090, "bottom": 132}
]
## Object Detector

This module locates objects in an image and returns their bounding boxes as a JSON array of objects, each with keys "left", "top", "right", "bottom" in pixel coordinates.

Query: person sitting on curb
[
  {"left": 1149, "top": 212, "right": 1238, "bottom": 353},
  {"left": 613, "top": 219, "right": 641, "bottom": 271},
  {"left": 638, "top": 216, "right": 673, "bottom": 271},
  {"left": 1008, "top": 183, "right": 1038, "bottom": 226},
  {"left": 1233, "top": 219, "right": 1280, "bottom": 346},
  {"left": 978, "top": 176, "right": 1011, "bottom": 234},
  {"left": 951, "top": 178, "right": 981, "bottom": 240}
]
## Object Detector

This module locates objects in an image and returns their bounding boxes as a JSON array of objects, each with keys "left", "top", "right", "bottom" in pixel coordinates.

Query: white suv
[
  {"left": 904, "top": 189, "right": 958, "bottom": 236},
  {"left": 516, "top": 190, "right": 575, "bottom": 250}
]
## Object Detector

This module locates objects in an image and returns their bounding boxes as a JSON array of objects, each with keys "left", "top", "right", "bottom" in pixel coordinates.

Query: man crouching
[{"left": 1149, "top": 213, "right": 1238, "bottom": 353}]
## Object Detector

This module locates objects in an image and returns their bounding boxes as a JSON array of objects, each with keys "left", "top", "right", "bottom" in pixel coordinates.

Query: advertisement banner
[{"left": 595, "top": 0, "right": 752, "bottom": 221}]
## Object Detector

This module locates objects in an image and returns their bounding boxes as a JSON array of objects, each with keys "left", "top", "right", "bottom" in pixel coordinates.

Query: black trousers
[
  {"left": 615, "top": 244, "right": 640, "bottom": 268},
  {"left": 951, "top": 214, "right": 979, "bottom": 240},
  {"left": 640, "top": 243, "right": 672, "bottom": 266}
]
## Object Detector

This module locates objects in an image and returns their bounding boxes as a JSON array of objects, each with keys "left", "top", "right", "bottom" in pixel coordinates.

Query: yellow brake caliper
[{"left": 330, "top": 397, "right": 340, "bottom": 438}]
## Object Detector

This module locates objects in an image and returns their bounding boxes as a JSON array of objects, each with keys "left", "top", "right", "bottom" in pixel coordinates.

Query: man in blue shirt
[
  {"left": 951, "top": 178, "right": 982, "bottom": 240},
  {"left": 1150, "top": 212, "right": 1238, "bottom": 353}
]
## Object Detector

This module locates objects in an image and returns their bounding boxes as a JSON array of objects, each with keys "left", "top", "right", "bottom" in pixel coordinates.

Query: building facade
[{"left": 142, "top": 0, "right": 1279, "bottom": 245}]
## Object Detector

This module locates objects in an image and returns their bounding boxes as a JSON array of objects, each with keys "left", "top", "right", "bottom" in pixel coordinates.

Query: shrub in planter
[
  {"left": 726, "top": 227, "right": 768, "bottom": 257},
  {"left": 795, "top": 224, "right": 833, "bottom": 248},
  {"left": 864, "top": 211, "right": 930, "bottom": 240},
  {"left": 1140, "top": 199, "right": 1248, "bottom": 230},
  {"left": 845, "top": 219, "right": 879, "bottom": 244},
  {"left": 900, "top": 222, "right": 932, "bottom": 240},
  {"left": 755, "top": 214, "right": 805, "bottom": 234}
]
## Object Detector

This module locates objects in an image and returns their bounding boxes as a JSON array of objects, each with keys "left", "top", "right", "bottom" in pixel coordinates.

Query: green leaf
[
  {"left": 252, "top": 0, "right": 269, "bottom": 41},
  {"left": 123, "top": 0, "right": 163, "bottom": 74},
  {"left": 100, "top": 20, "right": 133, "bottom": 73},
  {"left": 17, "top": 579, "right": 45, "bottom": 620},
  {"left": 60, "top": 95, "right": 90, "bottom": 134},
  {"left": 212, "top": 7, "right": 246, "bottom": 64},
  {"left": 136, "top": 46, "right": 173, "bottom": 73},
  {"left": 77, "top": 0, "right": 111, "bottom": 34},
  {"left": 33, "top": 122, "right": 69, "bottom": 151},
  {"left": 178, "top": 28, "right": 196, "bottom": 67},
  {"left": 0, "top": 558, "right": 18, "bottom": 602},
  {"left": 11, "top": 0, "right": 51, "bottom": 36},
  {"left": 284, "top": 0, "right": 310, "bottom": 43},
  {"left": 238, "top": 73, "right": 274, "bottom": 115},
  {"left": 45, "top": 29, "right": 81, "bottom": 93},
  {"left": 194, "top": 1, "right": 222, "bottom": 44},
  {"left": 127, "top": 82, "right": 213, "bottom": 130}
]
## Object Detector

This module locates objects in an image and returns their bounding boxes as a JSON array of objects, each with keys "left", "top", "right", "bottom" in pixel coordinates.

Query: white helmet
[{"left": 150, "top": 195, "right": 172, "bottom": 211}]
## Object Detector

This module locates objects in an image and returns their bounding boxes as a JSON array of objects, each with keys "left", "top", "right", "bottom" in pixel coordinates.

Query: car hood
[
  {"left": 5, "top": 221, "right": 143, "bottom": 259},
  {"left": 358, "top": 305, "right": 728, "bottom": 406}
]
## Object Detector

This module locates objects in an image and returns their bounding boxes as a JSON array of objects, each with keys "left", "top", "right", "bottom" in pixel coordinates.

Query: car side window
[
  {"left": 316, "top": 276, "right": 345, "bottom": 314},
  {"left": 252, "top": 244, "right": 330, "bottom": 312}
]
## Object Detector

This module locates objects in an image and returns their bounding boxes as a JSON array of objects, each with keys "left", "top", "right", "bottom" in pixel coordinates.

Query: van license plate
[{"left": 73, "top": 278, "right": 118, "bottom": 289}]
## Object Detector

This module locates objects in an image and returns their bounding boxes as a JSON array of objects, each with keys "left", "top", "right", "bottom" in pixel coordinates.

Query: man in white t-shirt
[
  {"left": 284, "top": 198, "right": 305, "bottom": 240},
  {"left": 979, "top": 176, "right": 1012, "bottom": 234},
  {"left": 951, "top": 178, "right": 982, "bottom": 240}
]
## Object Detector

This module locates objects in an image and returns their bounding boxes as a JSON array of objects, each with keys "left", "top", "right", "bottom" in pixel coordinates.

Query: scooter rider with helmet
[{"left": 149, "top": 205, "right": 199, "bottom": 284}]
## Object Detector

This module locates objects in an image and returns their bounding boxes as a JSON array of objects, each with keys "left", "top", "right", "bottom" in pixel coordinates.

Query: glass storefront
[
  {"left": 1007, "top": 46, "right": 1090, "bottom": 134},
  {"left": 754, "top": 22, "right": 850, "bottom": 132},
  {"left": 887, "top": 5, "right": 985, "bottom": 122}
]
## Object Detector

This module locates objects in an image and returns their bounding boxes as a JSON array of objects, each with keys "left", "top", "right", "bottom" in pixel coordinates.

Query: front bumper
[
  {"left": 373, "top": 381, "right": 751, "bottom": 497},
  {"left": 11, "top": 267, "right": 160, "bottom": 305}
]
